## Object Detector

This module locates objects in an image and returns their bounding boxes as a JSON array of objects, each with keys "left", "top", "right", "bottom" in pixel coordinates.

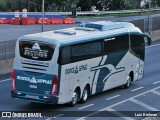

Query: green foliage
[
  {"left": 0, "top": 0, "right": 22, "bottom": 12},
  {"left": 0, "top": 0, "right": 7, "bottom": 11},
  {"left": 105, "top": 0, "right": 125, "bottom": 10},
  {"left": 0, "top": 0, "right": 160, "bottom": 12}
]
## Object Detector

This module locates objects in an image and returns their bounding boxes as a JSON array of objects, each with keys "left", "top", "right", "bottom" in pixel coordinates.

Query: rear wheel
[
  {"left": 80, "top": 86, "right": 89, "bottom": 103},
  {"left": 69, "top": 90, "right": 79, "bottom": 107},
  {"left": 124, "top": 75, "right": 132, "bottom": 88}
]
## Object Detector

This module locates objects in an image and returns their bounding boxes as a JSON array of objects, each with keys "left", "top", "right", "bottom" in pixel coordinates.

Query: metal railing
[{"left": 0, "top": 40, "right": 16, "bottom": 61}]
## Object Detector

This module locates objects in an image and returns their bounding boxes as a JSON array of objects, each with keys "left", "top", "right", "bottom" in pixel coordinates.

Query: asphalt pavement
[{"left": 0, "top": 42, "right": 160, "bottom": 120}]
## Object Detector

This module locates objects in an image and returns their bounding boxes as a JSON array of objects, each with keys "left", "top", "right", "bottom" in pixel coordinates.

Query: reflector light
[
  {"left": 51, "top": 75, "right": 58, "bottom": 95},
  {"left": 43, "top": 96, "right": 49, "bottom": 99},
  {"left": 12, "top": 69, "right": 16, "bottom": 90}
]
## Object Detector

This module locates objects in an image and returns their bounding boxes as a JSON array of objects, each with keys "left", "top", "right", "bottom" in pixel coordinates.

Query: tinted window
[
  {"left": 19, "top": 41, "right": 55, "bottom": 61},
  {"left": 130, "top": 35, "right": 144, "bottom": 47},
  {"left": 58, "top": 46, "right": 71, "bottom": 65},
  {"left": 130, "top": 35, "right": 145, "bottom": 60},
  {"left": 58, "top": 40, "right": 102, "bottom": 65},
  {"left": 103, "top": 34, "right": 129, "bottom": 54}
]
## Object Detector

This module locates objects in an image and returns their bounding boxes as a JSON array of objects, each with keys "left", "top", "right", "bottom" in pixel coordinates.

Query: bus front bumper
[{"left": 11, "top": 90, "right": 59, "bottom": 104}]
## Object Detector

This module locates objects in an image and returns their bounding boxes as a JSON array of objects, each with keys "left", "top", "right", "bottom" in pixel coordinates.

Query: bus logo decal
[
  {"left": 65, "top": 64, "right": 87, "bottom": 75},
  {"left": 75, "top": 66, "right": 79, "bottom": 74},
  {"left": 30, "top": 77, "right": 37, "bottom": 83},
  {"left": 24, "top": 42, "right": 48, "bottom": 59},
  {"left": 32, "top": 42, "right": 40, "bottom": 50},
  {"left": 17, "top": 76, "right": 52, "bottom": 85}
]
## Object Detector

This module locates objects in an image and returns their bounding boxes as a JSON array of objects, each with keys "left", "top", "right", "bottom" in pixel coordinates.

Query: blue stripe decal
[{"left": 91, "top": 51, "right": 128, "bottom": 93}]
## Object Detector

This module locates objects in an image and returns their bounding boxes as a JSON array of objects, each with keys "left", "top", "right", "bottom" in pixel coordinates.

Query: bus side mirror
[
  {"left": 142, "top": 33, "right": 152, "bottom": 46},
  {"left": 147, "top": 36, "right": 152, "bottom": 46}
]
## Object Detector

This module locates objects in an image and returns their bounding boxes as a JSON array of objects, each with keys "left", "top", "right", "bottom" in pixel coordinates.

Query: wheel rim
[
  {"left": 83, "top": 89, "right": 88, "bottom": 101},
  {"left": 72, "top": 92, "right": 78, "bottom": 105},
  {"left": 127, "top": 77, "right": 131, "bottom": 87}
]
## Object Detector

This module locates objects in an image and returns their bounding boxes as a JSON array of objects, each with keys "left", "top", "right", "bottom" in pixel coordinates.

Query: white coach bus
[{"left": 11, "top": 21, "right": 151, "bottom": 106}]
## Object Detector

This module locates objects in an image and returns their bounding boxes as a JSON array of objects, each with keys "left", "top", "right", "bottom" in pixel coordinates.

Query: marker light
[{"left": 19, "top": 41, "right": 23, "bottom": 46}]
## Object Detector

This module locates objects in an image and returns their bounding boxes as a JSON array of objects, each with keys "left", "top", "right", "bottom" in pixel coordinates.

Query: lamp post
[
  {"left": 148, "top": 0, "right": 151, "bottom": 35},
  {"left": 42, "top": 0, "right": 44, "bottom": 32},
  {"left": 28, "top": 0, "right": 30, "bottom": 12}
]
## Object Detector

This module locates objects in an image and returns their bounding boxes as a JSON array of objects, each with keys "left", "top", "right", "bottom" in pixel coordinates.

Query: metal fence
[
  {"left": 0, "top": 40, "right": 16, "bottom": 61},
  {"left": 0, "top": 16, "right": 160, "bottom": 61},
  {"left": 129, "top": 15, "right": 160, "bottom": 33}
]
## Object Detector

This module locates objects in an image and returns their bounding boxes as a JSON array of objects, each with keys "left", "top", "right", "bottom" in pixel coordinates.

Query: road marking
[
  {"left": 45, "top": 114, "right": 64, "bottom": 120},
  {"left": 78, "top": 104, "right": 94, "bottom": 110},
  {"left": 151, "top": 90, "right": 160, "bottom": 96},
  {"left": 0, "top": 78, "right": 11, "bottom": 83},
  {"left": 106, "top": 95, "right": 120, "bottom": 100},
  {"left": 146, "top": 43, "right": 160, "bottom": 48},
  {"left": 106, "top": 107, "right": 135, "bottom": 120},
  {"left": 76, "top": 86, "right": 160, "bottom": 120},
  {"left": 131, "top": 87, "right": 143, "bottom": 92},
  {"left": 153, "top": 81, "right": 160, "bottom": 85},
  {"left": 130, "top": 98, "right": 159, "bottom": 111}
]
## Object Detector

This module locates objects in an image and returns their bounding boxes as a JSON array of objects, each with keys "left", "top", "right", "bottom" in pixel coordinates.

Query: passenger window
[
  {"left": 103, "top": 34, "right": 129, "bottom": 54},
  {"left": 130, "top": 34, "right": 145, "bottom": 60},
  {"left": 58, "top": 40, "right": 102, "bottom": 65}
]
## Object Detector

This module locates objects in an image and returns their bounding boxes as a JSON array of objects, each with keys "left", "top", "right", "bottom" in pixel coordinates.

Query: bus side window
[
  {"left": 103, "top": 34, "right": 129, "bottom": 54},
  {"left": 70, "top": 41, "right": 102, "bottom": 63},
  {"left": 130, "top": 34, "right": 145, "bottom": 61},
  {"left": 58, "top": 40, "right": 102, "bottom": 65},
  {"left": 58, "top": 46, "right": 71, "bottom": 65}
]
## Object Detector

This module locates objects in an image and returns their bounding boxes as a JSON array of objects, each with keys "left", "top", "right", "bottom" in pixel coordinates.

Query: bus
[{"left": 11, "top": 21, "right": 151, "bottom": 106}]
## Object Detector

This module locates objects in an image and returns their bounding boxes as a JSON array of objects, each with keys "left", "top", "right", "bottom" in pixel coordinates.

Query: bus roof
[{"left": 19, "top": 21, "right": 142, "bottom": 46}]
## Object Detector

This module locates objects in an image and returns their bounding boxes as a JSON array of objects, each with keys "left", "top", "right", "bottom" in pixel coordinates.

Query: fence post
[{"left": 5, "top": 41, "right": 7, "bottom": 62}]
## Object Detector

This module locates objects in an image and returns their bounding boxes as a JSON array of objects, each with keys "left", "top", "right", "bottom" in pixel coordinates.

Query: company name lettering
[
  {"left": 65, "top": 64, "right": 87, "bottom": 75},
  {"left": 17, "top": 76, "right": 52, "bottom": 85},
  {"left": 20, "top": 59, "right": 49, "bottom": 66}
]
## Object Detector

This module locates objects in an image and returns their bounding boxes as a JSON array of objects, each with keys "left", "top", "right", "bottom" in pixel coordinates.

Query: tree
[
  {"left": 0, "top": 0, "right": 7, "bottom": 11},
  {"left": 0, "top": 0, "right": 22, "bottom": 12},
  {"left": 157, "top": 0, "right": 160, "bottom": 6},
  {"left": 135, "top": 0, "right": 142, "bottom": 8},
  {"left": 104, "top": 0, "right": 125, "bottom": 10},
  {"left": 77, "top": 0, "right": 91, "bottom": 11},
  {"left": 151, "top": 0, "right": 159, "bottom": 8}
]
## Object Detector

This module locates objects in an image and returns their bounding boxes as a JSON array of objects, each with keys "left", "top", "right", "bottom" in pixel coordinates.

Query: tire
[
  {"left": 80, "top": 86, "right": 89, "bottom": 103},
  {"left": 68, "top": 90, "right": 79, "bottom": 107},
  {"left": 124, "top": 75, "right": 132, "bottom": 88}
]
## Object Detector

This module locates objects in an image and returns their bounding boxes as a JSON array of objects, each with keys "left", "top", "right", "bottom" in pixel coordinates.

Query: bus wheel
[
  {"left": 124, "top": 75, "right": 132, "bottom": 88},
  {"left": 69, "top": 90, "right": 79, "bottom": 107},
  {"left": 80, "top": 86, "right": 89, "bottom": 103}
]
